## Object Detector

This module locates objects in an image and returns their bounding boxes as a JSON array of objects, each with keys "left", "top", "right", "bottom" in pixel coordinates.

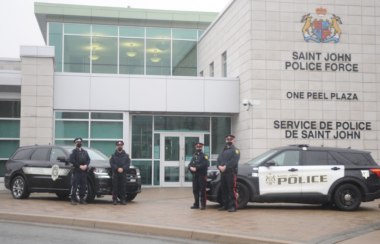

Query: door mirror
[
  {"left": 265, "top": 160, "right": 275, "bottom": 167},
  {"left": 57, "top": 156, "right": 66, "bottom": 163}
]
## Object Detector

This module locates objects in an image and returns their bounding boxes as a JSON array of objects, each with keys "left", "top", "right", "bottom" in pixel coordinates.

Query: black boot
[
  {"left": 218, "top": 206, "right": 228, "bottom": 211},
  {"left": 200, "top": 206, "right": 206, "bottom": 210},
  {"left": 113, "top": 199, "right": 118, "bottom": 205},
  {"left": 71, "top": 198, "right": 77, "bottom": 205},
  {"left": 228, "top": 207, "right": 237, "bottom": 212},
  {"left": 190, "top": 205, "right": 199, "bottom": 209},
  {"left": 79, "top": 198, "right": 87, "bottom": 205},
  {"left": 121, "top": 199, "right": 126, "bottom": 205}
]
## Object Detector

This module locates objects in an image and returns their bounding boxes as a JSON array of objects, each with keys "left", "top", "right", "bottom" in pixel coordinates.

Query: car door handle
[
  {"left": 288, "top": 168, "right": 298, "bottom": 172},
  {"left": 331, "top": 167, "right": 340, "bottom": 171}
]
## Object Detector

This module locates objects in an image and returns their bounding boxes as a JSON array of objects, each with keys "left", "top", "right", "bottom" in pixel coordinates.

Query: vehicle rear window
[
  {"left": 338, "top": 152, "right": 376, "bottom": 166},
  {"left": 304, "top": 151, "right": 338, "bottom": 165},
  {"left": 12, "top": 149, "right": 33, "bottom": 160},
  {"left": 30, "top": 148, "right": 50, "bottom": 161}
]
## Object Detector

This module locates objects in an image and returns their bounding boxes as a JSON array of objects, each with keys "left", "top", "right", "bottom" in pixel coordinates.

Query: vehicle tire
[
  {"left": 56, "top": 193, "right": 69, "bottom": 199},
  {"left": 11, "top": 176, "right": 30, "bottom": 199},
  {"left": 334, "top": 184, "right": 362, "bottom": 211},
  {"left": 236, "top": 182, "right": 249, "bottom": 209},
  {"left": 76, "top": 181, "right": 95, "bottom": 203},
  {"left": 126, "top": 193, "right": 137, "bottom": 202}
]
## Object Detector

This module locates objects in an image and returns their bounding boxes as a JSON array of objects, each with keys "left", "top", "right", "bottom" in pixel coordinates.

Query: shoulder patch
[
  {"left": 235, "top": 149, "right": 239, "bottom": 154},
  {"left": 205, "top": 155, "right": 209, "bottom": 160},
  {"left": 109, "top": 155, "right": 112, "bottom": 159}
]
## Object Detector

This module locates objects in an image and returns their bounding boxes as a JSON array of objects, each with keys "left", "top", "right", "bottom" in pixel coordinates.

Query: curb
[{"left": 0, "top": 211, "right": 301, "bottom": 244}]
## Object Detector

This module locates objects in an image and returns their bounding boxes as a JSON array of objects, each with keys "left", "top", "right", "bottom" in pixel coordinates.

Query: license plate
[{"left": 130, "top": 179, "right": 136, "bottom": 182}]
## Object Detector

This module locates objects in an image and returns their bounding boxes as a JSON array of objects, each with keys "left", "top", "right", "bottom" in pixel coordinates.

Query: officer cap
[
  {"left": 225, "top": 135, "right": 235, "bottom": 140},
  {"left": 116, "top": 141, "right": 124, "bottom": 146},
  {"left": 73, "top": 138, "right": 83, "bottom": 143},
  {"left": 195, "top": 142, "right": 204, "bottom": 147}
]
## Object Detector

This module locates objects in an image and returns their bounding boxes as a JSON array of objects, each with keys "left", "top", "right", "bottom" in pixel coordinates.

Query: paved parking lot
[{"left": 0, "top": 187, "right": 379, "bottom": 243}]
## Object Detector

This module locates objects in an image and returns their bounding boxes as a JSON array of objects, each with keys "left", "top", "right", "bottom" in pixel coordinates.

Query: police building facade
[{"left": 0, "top": 0, "right": 379, "bottom": 187}]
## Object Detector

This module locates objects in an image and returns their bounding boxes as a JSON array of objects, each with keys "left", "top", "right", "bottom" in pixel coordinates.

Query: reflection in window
[
  {"left": 0, "top": 140, "right": 19, "bottom": 158},
  {"left": 0, "top": 101, "right": 20, "bottom": 118},
  {"left": 146, "top": 39, "right": 171, "bottom": 75},
  {"left": 50, "top": 148, "right": 66, "bottom": 162},
  {"left": 172, "top": 40, "right": 197, "bottom": 76},
  {"left": 92, "top": 25, "right": 118, "bottom": 36},
  {"left": 271, "top": 151, "right": 300, "bottom": 166},
  {"left": 131, "top": 116, "right": 152, "bottom": 159},
  {"left": 164, "top": 137, "right": 179, "bottom": 161},
  {"left": 92, "top": 37, "right": 118, "bottom": 74},
  {"left": 49, "top": 23, "right": 63, "bottom": 72},
  {"left": 120, "top": 27, "right": 145, "bottom": 38},
  {"left": 146, "top": 28, "right": 171, "bottom": 39},
  {"left": 155, "top": 116, "right": 210, "bottom": 132},
  {"left": 132, "top": 161, "right": 152, "bottom": 185},
  {"left": 55, "top": 121, "right": 89, "bottom": 139},
  {"left": 64, "top": 35, "right": 90, "bottom": 73},
  {"left": 164, "top": 166, "right": 179, "bottom": 182},
  {"left": 172, "top": 29, "right": 197, "bottom": 40},
  {"left": 119, "top": 38, "right": 144, "bottom": 75},
  {"left": 211, "top": 117, "right": 231, "bottom": 153}
]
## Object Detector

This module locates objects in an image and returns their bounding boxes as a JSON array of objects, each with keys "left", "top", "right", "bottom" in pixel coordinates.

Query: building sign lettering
[{"left": 286, "top": 92, "right": 358, "bottom": 100}]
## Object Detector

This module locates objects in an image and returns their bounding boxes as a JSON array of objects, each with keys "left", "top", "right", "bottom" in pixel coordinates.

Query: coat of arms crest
[{"left": 301, "top": 7, "right": 342, "bottom": 43}]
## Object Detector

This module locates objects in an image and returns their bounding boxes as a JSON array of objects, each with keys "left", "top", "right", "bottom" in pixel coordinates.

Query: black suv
[
  {"left": 207, "top": 145, "right": 380, "bottom": 211},
  {"left": 4, "top": 145, "right": 141, "bottom": 202}
]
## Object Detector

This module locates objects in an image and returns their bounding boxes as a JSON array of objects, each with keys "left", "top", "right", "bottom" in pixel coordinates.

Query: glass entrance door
[{"left": 160, "top": 133, "right": 202, "bottom": 187}]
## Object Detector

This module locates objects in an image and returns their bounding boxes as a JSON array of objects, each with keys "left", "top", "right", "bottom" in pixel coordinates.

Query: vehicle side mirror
[
  {"left": 265, "top": 160, "right": 275, "bottom": 167},
  {"left": 57, "top": 156, "right": 66, "bottom": 163}
]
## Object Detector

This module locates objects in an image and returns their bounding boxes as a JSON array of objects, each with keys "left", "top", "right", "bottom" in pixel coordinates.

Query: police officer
[
  {"left": 189, "top": 142, "right": 209, "bottom": 210},
  {"left": 109, "top": 141, "right": 130, "bottom": 205},
  {"left": 70, "top": 138, "right": 90, "bottom": 205},
  {"left": 217, "top": 135, "right": 240, "bottom": 212}
]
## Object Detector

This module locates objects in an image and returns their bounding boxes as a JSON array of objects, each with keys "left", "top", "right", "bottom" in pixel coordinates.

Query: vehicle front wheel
[
  {"left": 236, "top": 182, "right": 249, "bottom": 209},
  {"left": 334, "top": 184, "right": 362, "bottom": 211},
  {"left": 11, "top": 176, "right": 30, "bottom": 199}
]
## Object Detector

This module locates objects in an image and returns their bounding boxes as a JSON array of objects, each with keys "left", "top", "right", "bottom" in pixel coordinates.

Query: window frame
[{"left": 222, "top": 51, "right": 227, "bottom": 77}]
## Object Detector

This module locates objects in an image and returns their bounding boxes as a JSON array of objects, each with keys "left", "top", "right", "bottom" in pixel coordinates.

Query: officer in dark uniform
[
  {"left": 217, "top": 135, "right": 240, "bottom": 212},
  {"left": 109, "top": 141, "right": 130, "bottom": 205},
  {"left": 70, "top": 138, "right": 90, "bottom": 205},
  {"left": 189, "top": 142, "right": 209, "bottom": 210}
]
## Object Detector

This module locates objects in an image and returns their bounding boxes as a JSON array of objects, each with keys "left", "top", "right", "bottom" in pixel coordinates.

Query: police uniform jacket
[
  {"left": 110, "top": 150, "right": 130, "bottom": 172},
  {"left": 70, "top": 148, "right": 90, "bottom": 172},
  {"left": 217, "top": 145, "right": 240, "bottom": 173},
  {"left": 188, "top": 152, "right": 209, "bottom": 175}
]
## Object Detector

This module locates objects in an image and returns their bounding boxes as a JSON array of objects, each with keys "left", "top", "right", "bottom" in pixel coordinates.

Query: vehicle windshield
[
  {"left": 246, "top": 150, "right": 278, "bottom": 166},
  {"left": 64, "top": 148, "right": 109, "bottom": 161}
]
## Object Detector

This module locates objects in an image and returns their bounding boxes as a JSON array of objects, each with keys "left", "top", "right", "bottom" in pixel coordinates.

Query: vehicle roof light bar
[{"left": 288, "top": 144, "right": 309, "bottom": 148}]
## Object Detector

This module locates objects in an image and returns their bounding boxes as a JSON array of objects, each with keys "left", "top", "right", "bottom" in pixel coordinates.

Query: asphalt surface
[
  {"left": 0, "top": 220, "right": 217, "bottom": 244},
  {"left": 0, "top": 188, "right": 379, "bottom": 244}
]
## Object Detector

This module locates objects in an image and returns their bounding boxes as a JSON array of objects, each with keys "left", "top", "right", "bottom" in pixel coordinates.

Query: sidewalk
[{"left": 0, "top": 188, "right": 379, "bottom": 244}]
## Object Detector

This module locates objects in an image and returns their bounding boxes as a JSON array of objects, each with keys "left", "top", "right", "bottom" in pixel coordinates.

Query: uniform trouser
[
  {"left": 71, "top": 170, "right": 87, "bottom": 198},
  {"left": 221, "top": 171, "right": 237, "bottom": 209},
  {"left": 192, "top": 173, "right": 207, "bottom": 207},
  {"left": 113, "top": 171, "right": 126, "bottom": 200}
]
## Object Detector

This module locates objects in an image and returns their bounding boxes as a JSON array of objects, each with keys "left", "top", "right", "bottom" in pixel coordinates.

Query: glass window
[
  {"left": 91, "top": 37, "right": 118, "bottom": 74},
  {"left": 164, "top": 137, "right": 179, "bottom": 161},
  {"left": 164, "top": 166, "right": 179, "bottom": 182},
  {"left": 210, "top": 62, "right": 214, "bottom": 77},
  {"left": 55, "top": 121, "right": 89, "bottom": 139},
  {"left": 198, "top": 30, "right": 205, "bottom": 38},
  {"left": 247, "top": 150, "right": 278, "bottom": 166},
  {"left": 90, "top": 141, "right": 117, "bottom": 158},
  {"left": 91, "top": 122, "right": 122, "bottom": 139},
  {"left": 49, "top": 23, "right": 63, "bottom": 72},
  {"left": 204, "top": 134, "right": 210, "bottom": 156},
  {"left": 0, "top": 120, "right": 20, "bottom": 138},
  {"left": 119, "top": 38, "right": 144, "bottom": 75},
  {"left": 155, "top": 116, "right": 210, "bottom": 132},
  {"left": 222, "top": 51, "right": 227, "bottom": 77},
  {"left": 172, "top": 40, "right": 197, "bottom": 76},
  {"left": 30, "top": 148, "right": 50, "bottom": 161},
  {"left": 0, "top": 160, "right": 7, "bottom": 177},
  {"left": 338, "top": 152, "right": 375, "bottom": 166},
  {"left": 92, "top": 25, "right": 118, "bottom": 36},
  {"left": 146, "top": 28, "right": 171, "bottom": 39},
  {"left": 55, "top": 140, "right": 88, "bottom": 147},
  {"left": 131, "top": 116, "right": 152, "bottom": 159},
  {"left": 132, "top": 161, "right": 152, "bottom": 185},
  {"left": 154, "top": 134, "right": 160, "bottom": 159},
  {"left": 91, "top": 113, "right": 123, "bottom": 120},
  {"left": 64, "top": 24, "right": 91, "bottom": 35},
  {"left": 146, "top": 39, "right": 171, "bottom": 75},
  {"left": 0, "top": 140, "right": 19, "bottom": 158},
  {"left": 172, "top": 29, "right": 197, "bottom": 40},
  {"left": 120, "top": 27, "right": 145, "bottom": 38},
  {"left": 211, "top": 117, "right": 231, "bottom": 153},
  {"left": 64, "top": 35, "right": 90, "bottom": 73},
  {"left": 11, "top": 147, "right": 32, "bottom": 160},
  {"left": 0, "top": 101, "right": 20, "bottom": 118},
  {"left": 305, "top": 151, "right": 328, "bottom": 165},
  {"left": 55, "top": 112, "right": 88, "bottom": 119},
  {"left": 328, "top": 153, "right": 338, "bottom": 165},
  {"left": 154, "top": 160, "right": 160, "bottom": 185},
  {"left": 270, "top": 151, "right": 300, "bottom": 166},
  {"left": 50, "top": 148, "right": 66, "bottom": 162}
]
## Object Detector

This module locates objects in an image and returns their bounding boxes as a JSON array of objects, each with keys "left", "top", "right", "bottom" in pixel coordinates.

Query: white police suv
[{"left": 206, "top": 145, "right": 380, "bottom": 211}]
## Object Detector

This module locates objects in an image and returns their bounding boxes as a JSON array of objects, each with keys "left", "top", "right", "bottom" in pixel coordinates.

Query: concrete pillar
[{"left": 19, "top": 46, "right": 55, "bottom": 146}]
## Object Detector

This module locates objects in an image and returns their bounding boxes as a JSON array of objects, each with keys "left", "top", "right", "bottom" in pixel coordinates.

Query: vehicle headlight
[
  {"left": 207, "top": 169, "right": 220, "bottom": 179},
  {"left": 136, "top": 168, "right": 141, "bottom": 178},
  {"left": 93, "top": 168, "right": 109, "bottom": 173}
]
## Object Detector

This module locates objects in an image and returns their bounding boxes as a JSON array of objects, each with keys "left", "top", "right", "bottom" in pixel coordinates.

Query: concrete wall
[{"left": 198, "top": 0, "right": 380, "bottom": 164}]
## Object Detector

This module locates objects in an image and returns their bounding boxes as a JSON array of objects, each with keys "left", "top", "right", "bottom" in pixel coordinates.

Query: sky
[{"left": 0, "top": 0, "right": 231, "bottom": 59}]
